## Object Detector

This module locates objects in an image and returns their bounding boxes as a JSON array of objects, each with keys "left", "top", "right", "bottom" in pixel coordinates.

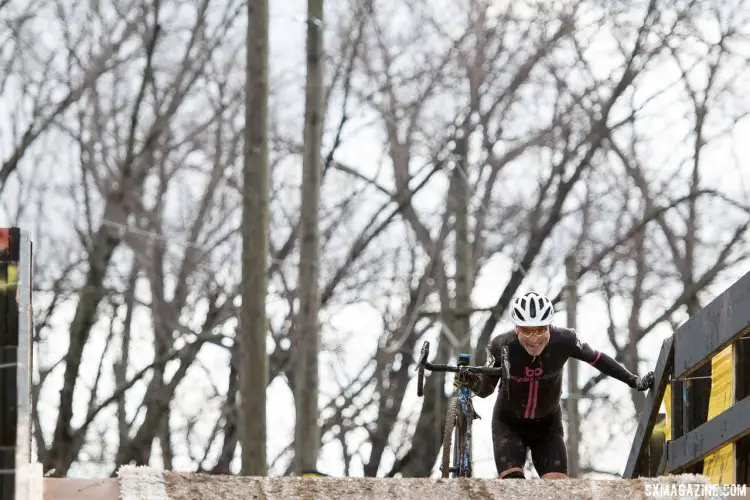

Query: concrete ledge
[
  {"left": 43, "top": 478, "right": 119, "bottom": 500},
  {"left": 162, "top": 473, "right": 746, "bottom": 500},
  {"left": 17, "top": 462, "right": 43, "bottom": 500},
  {"left": 39, "top": 470, "right": 749, "bottom": 500}
]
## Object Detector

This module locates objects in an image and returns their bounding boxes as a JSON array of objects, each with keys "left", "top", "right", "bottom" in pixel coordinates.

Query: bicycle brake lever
[{"left": 415, "top": 340, "right": 429, "bottom": 371}]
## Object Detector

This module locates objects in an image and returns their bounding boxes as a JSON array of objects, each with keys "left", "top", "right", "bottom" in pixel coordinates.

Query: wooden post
[
  {"left": 735, "top": 333, "right": 750, "bottom": 483},
  {"left": 623, "top": 336, "right": 674, "bottom": 478},
  {"left": 17, "top": 232, "right": 34, "bottom": 494},
  {"left": 0, "top": 228, "right": 18, "bottom": 497},
  {"left": 0, "top": 228, "right": 32, "bottom": 497},
  {"left": 293, "top": 0, "right": 325, "bottom": 473},
  {"left": 241, "top": 0, "right": 270, "bottom": 476}
]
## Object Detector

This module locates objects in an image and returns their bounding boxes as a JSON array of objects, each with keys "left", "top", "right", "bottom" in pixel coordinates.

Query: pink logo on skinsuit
[{"left": 524, "top": 367, "right": 543, "bottom": 378}]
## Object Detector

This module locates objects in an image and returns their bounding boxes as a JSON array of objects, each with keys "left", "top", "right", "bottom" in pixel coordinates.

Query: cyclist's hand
[
  {"left": 634, "top": 371, "right": 655, "bottom": 391},
  {"left": 454, "top": 367, "right": 477, "bottom": 389}
]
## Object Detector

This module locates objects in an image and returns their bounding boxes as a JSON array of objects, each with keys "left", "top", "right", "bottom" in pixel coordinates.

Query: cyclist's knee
[{"left": 499, "top": 468, "right": 525, "bottom": 479}]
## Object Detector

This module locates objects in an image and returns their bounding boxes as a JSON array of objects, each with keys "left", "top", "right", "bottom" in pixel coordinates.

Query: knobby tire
[{"left": 441, "top": 397, "right": 458, "bottom": 478}]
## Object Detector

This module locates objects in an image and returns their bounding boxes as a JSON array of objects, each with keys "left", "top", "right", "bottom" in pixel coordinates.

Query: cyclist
[{"left": 460, "top": 291, "right": 654, "bottom": 480}]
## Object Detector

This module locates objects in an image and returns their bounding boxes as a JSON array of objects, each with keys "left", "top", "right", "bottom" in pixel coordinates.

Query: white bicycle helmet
[{"left": 510, "top": 291, "right": 554, "bottom": 327}]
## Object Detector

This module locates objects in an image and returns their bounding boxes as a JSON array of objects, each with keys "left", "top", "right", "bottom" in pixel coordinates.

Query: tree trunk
[
  {"left": 565, "top": 256, "right": 581, "bottom": 477},
  {"left": 293, "top": 0, "right": 325, "bottom": 474},
  {"left": 116, "top": 264, "right": 138, "bottom": 455},
  {"left": 628, "top": 228, "right": 647, "bottom": 415},
  {"left": 240, "top": 0, "right": 270, "bottom": 477},
  {"left": 47, "top": 200, "right": 127, "bottom": 474},
  {"left": 451, "top": 133, "right": 472, "bottom": 352}
]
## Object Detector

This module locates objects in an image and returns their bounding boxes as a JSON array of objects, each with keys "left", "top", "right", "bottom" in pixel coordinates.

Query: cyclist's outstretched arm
[{"left": 568, "top": 331, "right": 640, "bottom": 388}]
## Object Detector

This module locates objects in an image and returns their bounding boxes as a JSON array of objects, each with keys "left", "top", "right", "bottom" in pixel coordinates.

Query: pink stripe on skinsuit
[
  {"left": 589, "top": 351, "right": 601, "bottom": 366},
  {"left": 524, "top": 382, "right": 534, "bottom": 418},
  {"left": 529, "top": 381, "right": 539, "bottom": 418}
]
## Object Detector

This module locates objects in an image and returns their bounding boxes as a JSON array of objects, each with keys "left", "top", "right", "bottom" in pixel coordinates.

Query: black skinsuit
[{"left": 470, "top": 326, "right": 640, "bottom": 476}]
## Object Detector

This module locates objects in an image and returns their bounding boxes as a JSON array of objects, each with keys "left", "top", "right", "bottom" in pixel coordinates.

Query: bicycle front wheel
[{"left": 441, "top": 397, "right": 458, "bottom": 479}]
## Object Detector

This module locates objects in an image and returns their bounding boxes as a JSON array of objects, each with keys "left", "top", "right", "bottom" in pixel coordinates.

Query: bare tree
[
  {"left": 0, "top": 1, "right": 143, "bottom": 196},
  {"left": 7, "top": 0, "right": 251, "bottom": 477},
  {"left": 301, "top": 0, "right": 750, "bottom": 478},
  {"left": 575, "top": 2, "right": 750, "bottom": 474}
]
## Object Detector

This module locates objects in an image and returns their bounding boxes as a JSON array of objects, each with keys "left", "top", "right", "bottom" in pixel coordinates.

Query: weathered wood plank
[
  {"left": 623, "top": 336, "right": 673, "bottom": 478},
  {"left": 667, "top": 395, "right": 750, "bottom": 472},
  {"left": 674, "top": 271, "right": 750, "bottom": 378}
]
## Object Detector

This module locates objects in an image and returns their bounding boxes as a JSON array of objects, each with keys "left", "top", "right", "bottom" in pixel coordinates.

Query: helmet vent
[{"left": 514, "top": 307, "right": 526, "bottom": 321}]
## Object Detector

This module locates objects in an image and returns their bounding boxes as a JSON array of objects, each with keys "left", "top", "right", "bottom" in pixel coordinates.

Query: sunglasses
[{"left": 516, "top": 327, "right": 549, "bottom": 339}]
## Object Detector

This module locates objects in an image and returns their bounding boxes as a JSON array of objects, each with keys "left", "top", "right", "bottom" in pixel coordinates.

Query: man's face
[{"left": 516, "top": 325, "right": 550, "bottom": 356}]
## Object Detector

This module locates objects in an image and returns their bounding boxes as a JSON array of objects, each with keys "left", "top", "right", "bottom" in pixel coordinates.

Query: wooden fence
[{"left": 624, "top": 270, "right": 750, "bottom": 483}]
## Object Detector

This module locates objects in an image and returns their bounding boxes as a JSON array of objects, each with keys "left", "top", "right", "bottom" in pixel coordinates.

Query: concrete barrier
[
  {"left": 161, "top": 473, "right": 747, "bottom": 500},
  {"left": 39, "top": 466, "right": 749, "bottom": 500}
]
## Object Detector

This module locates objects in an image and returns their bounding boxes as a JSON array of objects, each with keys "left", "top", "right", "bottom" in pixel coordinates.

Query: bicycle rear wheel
[{"left": 441, "top": 397, "right": 458, "bottom": 478}]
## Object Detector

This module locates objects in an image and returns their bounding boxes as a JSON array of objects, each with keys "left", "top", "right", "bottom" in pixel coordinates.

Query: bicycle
[{"left": 415, "top": 340, "right": 505, "bottom": 478}]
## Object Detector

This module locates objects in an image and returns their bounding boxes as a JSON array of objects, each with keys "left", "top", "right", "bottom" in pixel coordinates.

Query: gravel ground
[{"left": 163, "top": 472, "right": 747, "bottom": 500}]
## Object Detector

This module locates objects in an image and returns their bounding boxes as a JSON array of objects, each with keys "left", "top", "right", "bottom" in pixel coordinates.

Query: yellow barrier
[
  {"left": 659, "top": 345, "right": 735, "bottom": 482},
  {"left": 662, "top": 384, "right": 671, "bottom": 474},
  {"left": 0, "top": 263, "right": 18, "bottom": 290},
  {"left": 703, "top": 345, "right": 735, "bottom": 484}
]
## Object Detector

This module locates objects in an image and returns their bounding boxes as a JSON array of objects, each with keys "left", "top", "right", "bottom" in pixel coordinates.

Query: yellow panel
[
  {"left": 653, "top": 418, "right": 665, "bottom": 435},
  {"left": 0, "top": 263, "right": 17, "bottom": 290},
  {"left": 661, "top": 383, "right": 671, "bottom": 475},
  {"left": 703, "top": 345, "right": 734, "bottom": 484}
]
